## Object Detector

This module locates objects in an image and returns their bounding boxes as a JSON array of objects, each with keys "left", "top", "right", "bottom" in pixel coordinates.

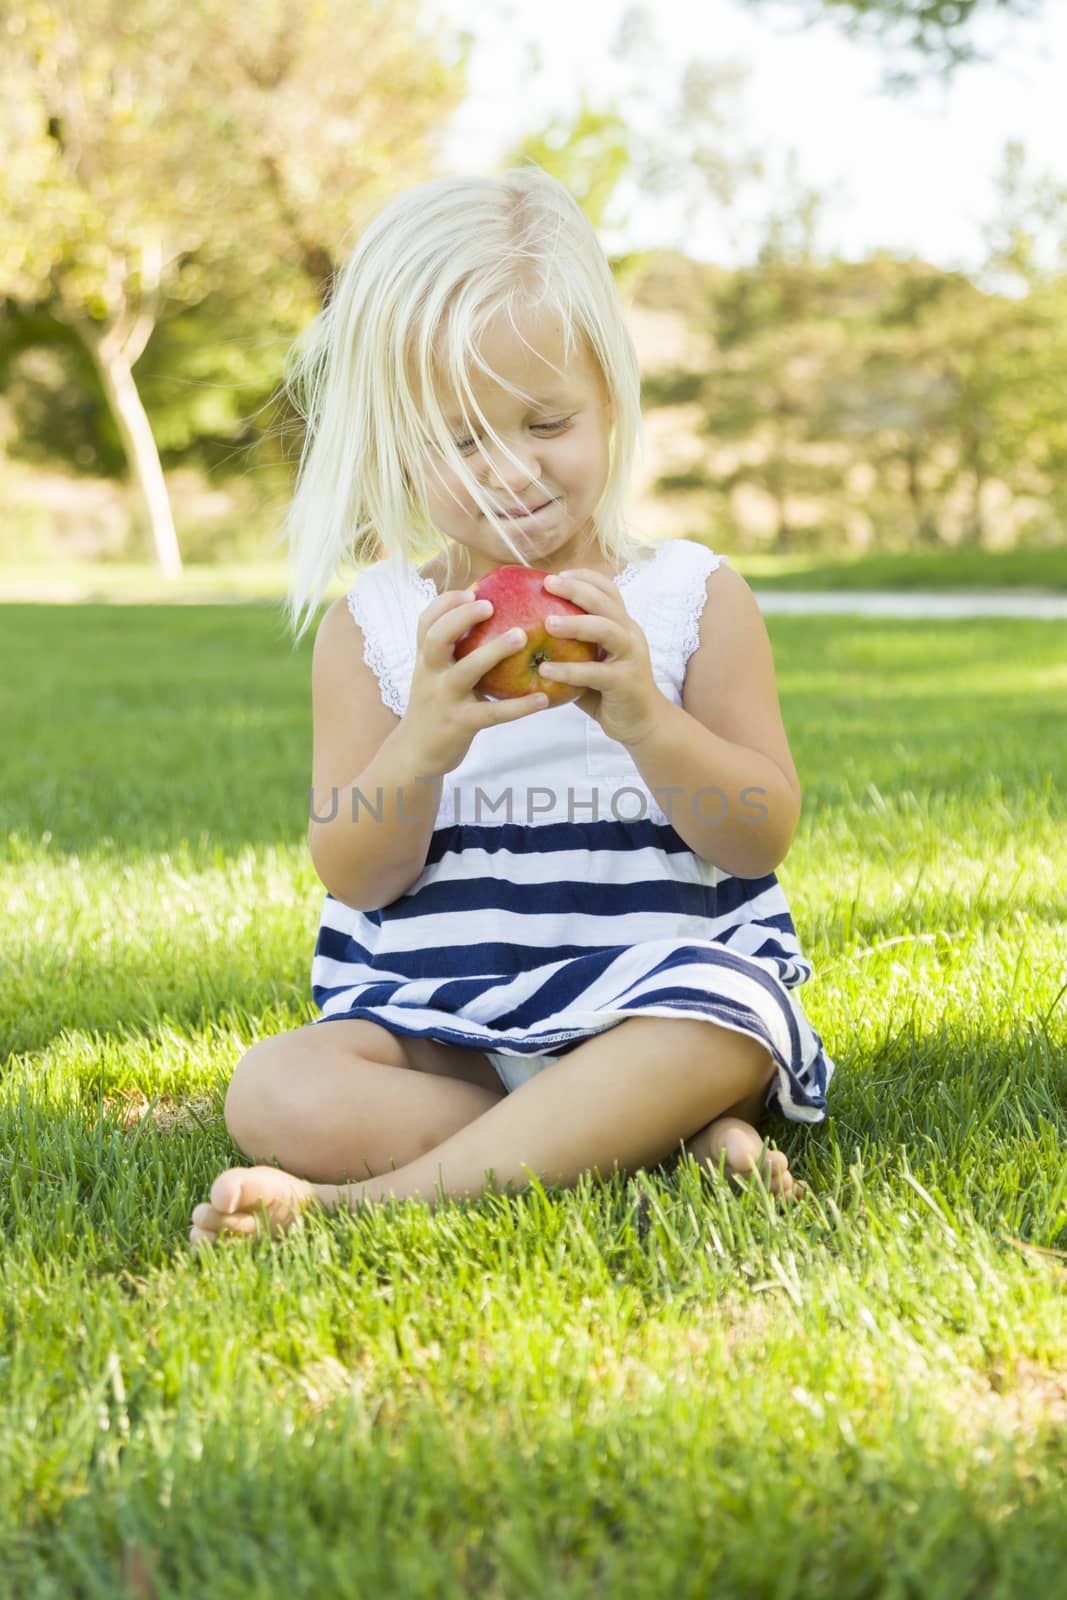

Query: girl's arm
[
  {"left": 307, "top": 598, "right": 441, "bottom": 912},
  {"left": 627, "top": 563, "right": 802, "bottom": 879}
]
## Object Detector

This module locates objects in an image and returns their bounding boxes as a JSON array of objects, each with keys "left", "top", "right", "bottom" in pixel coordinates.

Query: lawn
[
  {"left": 2, "top": 596, "right": 1066, "bottom": 1595},
  {"left": 2, "top": 540, "right": 1067, "bottom": 606}
]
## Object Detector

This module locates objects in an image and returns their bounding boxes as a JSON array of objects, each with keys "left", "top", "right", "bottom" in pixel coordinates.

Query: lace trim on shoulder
[
  {"left": 407, "top": 570, "right": 438, "bottom": 604},
  {"left": 346, "top": 580, "right": 408, "bottom": 716},
  {"left": 636, "top": 541, "right": 729, "bottom": 677},
  {"left": 678, "top": 549, "right": 730, "bottom": 666},
  {"left": 613, "top": 543, "right": 665, "bottom": 590}
]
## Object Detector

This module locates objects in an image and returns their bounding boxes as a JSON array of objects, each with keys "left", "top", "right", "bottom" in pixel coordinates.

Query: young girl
[{"left": 190, "top": 164, "right": 835, "bottom": 1250}]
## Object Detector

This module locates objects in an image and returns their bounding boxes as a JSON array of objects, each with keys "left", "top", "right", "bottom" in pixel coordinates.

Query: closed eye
[{"left": 454, "top": 416, "right": 574, "bottom": 453}]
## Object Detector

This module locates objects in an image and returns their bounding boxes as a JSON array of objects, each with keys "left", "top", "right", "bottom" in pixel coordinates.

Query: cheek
[
  {"left": 560, "top": 429, "right": 605, "bottom": 477},
  {"left": 426, "top": 466, "right": 471, "bottom": 511}
]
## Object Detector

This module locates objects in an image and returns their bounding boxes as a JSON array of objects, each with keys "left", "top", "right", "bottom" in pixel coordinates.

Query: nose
[{"left": 476, "top": 435, "right": 542, "bottom": 494}]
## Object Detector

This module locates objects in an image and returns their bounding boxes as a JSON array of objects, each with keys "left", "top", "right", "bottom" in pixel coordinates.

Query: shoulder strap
[
  {"left": 640, "top": 539, "right": 730, "bottom": 691},
  {"left": 345, "top": 559, "right": 433, "bottom": 716}
]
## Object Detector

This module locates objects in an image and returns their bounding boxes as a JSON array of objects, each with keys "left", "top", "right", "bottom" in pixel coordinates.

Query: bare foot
[
  {"left": 680, "top": 1116, "right": 807, "bottom": 1201},
  {"left": 189, "top": 1165, "right": 325, "bottom": 1249}
]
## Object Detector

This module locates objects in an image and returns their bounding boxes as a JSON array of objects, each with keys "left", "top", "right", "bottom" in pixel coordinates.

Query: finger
[
  {"left": 421, "top": 588, "right": 479, "bottom": 630},
  {"left": 545, "top": 612, "right": 623, "bottom": 648},
  {"left": 545, "top": 569, "right": 615, "bottom": 591},
  {"left": 423, "top": 593, "right": 489, "bottom": 654},
  {"left": 535, "top": 658, "right": 611, "bottom": 688},
  {"left": 543, "top": 572, "right": 619, "bottom": 609},
  {"left": 487, "top": 693, "right": 552, "bottom": 720},
  {"left": 453, "top": 624, "right": 529, "bottom": 695}
]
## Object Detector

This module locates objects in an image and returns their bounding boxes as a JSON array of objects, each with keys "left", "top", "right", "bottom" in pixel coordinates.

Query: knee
[{"left": 223, "top": 1035, "right": 293, "bottom": 1155}]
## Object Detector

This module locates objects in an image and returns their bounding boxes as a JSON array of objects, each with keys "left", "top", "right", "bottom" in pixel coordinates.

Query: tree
[
  {"left": 0, "top": 0, "right": 474, "bottom": 576},
  {"left": 637, "top": 224, "right": 1067, "bottom": 555},
  {"left": 504, "top": 4, "right": 765, "bottom": 265},
  {"left": 498, "top": 103, "right": 632, "bottom": 233},
  {"left": 737, "top": 0, "right": 1046, "bottom": 91}
]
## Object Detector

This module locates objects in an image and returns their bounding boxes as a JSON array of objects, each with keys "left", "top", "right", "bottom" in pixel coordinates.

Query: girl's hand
[
  {"left": 537, "top": 570, "right": 664, "bottom": 748},
  {"left": 401, "top": 589, "right": 550, "bottom": 778}
]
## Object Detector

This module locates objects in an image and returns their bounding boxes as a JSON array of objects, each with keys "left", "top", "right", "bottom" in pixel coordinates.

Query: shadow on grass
[{"left": 4, "top": 1012, "right": 1065, "bottom": 1266}]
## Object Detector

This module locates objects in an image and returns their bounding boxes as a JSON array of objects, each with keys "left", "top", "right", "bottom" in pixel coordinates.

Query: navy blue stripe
[
  {"left": 719, "top": 910, "right": 797, "bottom": 941},
  {"left": 313, "top": 940, "right": 804, "bottom": 1064},
  {"left": 315, "top": 928, "right": 634, "bottom": 982},
  {"left": 311, "top": 999, "right": 828, "bottom": 1112},
  {"left": 392, "top": 874, "right": 722, "bottom": 921},
  {"left": 322, "top": 864, "right": 784, "bottom": 929},
  {"left": 611, "top": 943, "right": 805, "bottom": 1064},
  {"left": 424, "top": 815, "right": 701, "bottom": 863},
  {"left": 313, "top": 914, "right": 803, "bottom": 990},
  {"left": 313, "top": 1011, "right": 616, "bottom": 1055}
]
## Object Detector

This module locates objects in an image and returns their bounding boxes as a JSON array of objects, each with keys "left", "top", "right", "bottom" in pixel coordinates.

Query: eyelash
[{"left": 453, "top": 416, "right": 574, "bottom": 453}]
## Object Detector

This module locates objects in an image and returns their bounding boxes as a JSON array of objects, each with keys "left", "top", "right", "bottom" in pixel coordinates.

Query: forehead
[{"left": 426, "top": 305, "right": 598, "bottom": 419}]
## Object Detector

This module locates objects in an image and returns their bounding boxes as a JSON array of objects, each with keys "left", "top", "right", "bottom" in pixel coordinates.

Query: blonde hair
[{"left": 276, "top": 161, "right": 648, "bottom": 646}]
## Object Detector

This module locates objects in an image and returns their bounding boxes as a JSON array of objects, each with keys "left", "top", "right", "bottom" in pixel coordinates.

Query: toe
[
  {"left": 724, "top": 1125, "right": 764, "bottom": 1175},
  {"left": 764, "top": 1150, "right": 792, "bottom": 1193},
  {"left": 763, "top": 1158, "right": 811, "bottom": 1203},
  {"left": 210, "top": 1169, "right": 248, "bottom": 1215},
  {"left": 191, "top": 1201, "right": 259, "bottom": 1236}
]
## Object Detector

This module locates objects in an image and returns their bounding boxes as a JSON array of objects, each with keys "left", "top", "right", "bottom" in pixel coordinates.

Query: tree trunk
[
  {"left": 74, "top": 315, "right": 183, "bottom": 579},
  {"left": 905, "top": 442, "right": 939, "bottom": 547},
  {"left": 960, "top": 422, "right": 987, "bottom": 548},
  {"left": 767, "top": 436, "right": 792, "bottom": 553}
]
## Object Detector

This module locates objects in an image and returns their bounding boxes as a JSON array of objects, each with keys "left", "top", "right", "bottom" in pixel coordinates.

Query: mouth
[{"left": 493, "top": 499, "right": 555, "bottom": 521}]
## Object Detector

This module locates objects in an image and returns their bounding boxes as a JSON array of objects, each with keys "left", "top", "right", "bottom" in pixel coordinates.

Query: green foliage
[
  {"left": 740, "top": 0, "right": 1047, "bottom": 89},
  {"left": 634, "top": 243, "right": 1067, "bottom": 553},
  {"left": 2, "top": 2, "right": 1066, "bottom": 573},
  {"left": 0, "top": 0, "right": 477, "bottom": 571},
  {"left": 0, "top": 299, "right": 121, "bottom": 471},
  {"left": 500, "top": 106, "right": 632, "bottom": 232}
]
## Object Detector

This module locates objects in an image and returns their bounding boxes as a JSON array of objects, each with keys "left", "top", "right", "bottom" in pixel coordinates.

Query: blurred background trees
[
  {"left": 0, "top": 0, "right": 476, "bottom": 572},
  {"left": 738, "top": 0, "right": 1047, "bottom": 91},
  {"left": 1, "top": 0, "right": 1065, "bottom": 572}
]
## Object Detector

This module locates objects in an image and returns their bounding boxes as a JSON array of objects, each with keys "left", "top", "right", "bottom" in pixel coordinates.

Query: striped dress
[{"left": 311, "top": 537, "right": 835, "bottom": 1123}]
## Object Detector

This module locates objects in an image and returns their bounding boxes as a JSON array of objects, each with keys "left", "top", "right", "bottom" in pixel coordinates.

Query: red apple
[{"left": 453, "top": 565, "right": 603, "bottom": 706}]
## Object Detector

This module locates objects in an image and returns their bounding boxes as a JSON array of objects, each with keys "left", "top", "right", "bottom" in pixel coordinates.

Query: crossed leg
[{"left": 190, "top": 1015, "right": 801, "bottom": 1247}]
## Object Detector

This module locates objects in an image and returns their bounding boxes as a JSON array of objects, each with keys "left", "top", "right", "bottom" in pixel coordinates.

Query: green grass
[
  {"left": 731, "top": 543, "right": 1067, "bottom": 591},
  {"left": 2, "top": 600, "right": 1066, "bottom": 1595},
  {"left": 2, "top": 540, "right": 1067, "bottom": 605}
]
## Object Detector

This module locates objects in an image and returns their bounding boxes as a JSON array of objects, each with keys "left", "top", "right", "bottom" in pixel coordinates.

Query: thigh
[
  {"left": 225, "top": 1020, "right": 505, "bottom": 1182},
  {"left": 309, "top": 1017, "right": 503, "bottom": 1095}
]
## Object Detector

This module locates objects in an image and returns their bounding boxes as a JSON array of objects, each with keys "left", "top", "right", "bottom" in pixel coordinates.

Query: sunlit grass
[
  {"left": 2, "top": 540, "right": 1067, "bottom": 606},
  {"left": 1, "top": 600, "right": 1065, "bottom": 1593}
]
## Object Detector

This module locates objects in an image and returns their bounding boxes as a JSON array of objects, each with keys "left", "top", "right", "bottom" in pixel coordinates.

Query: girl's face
[{"left": 417, "top": 304, "right": 614, "bottom": 582}]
